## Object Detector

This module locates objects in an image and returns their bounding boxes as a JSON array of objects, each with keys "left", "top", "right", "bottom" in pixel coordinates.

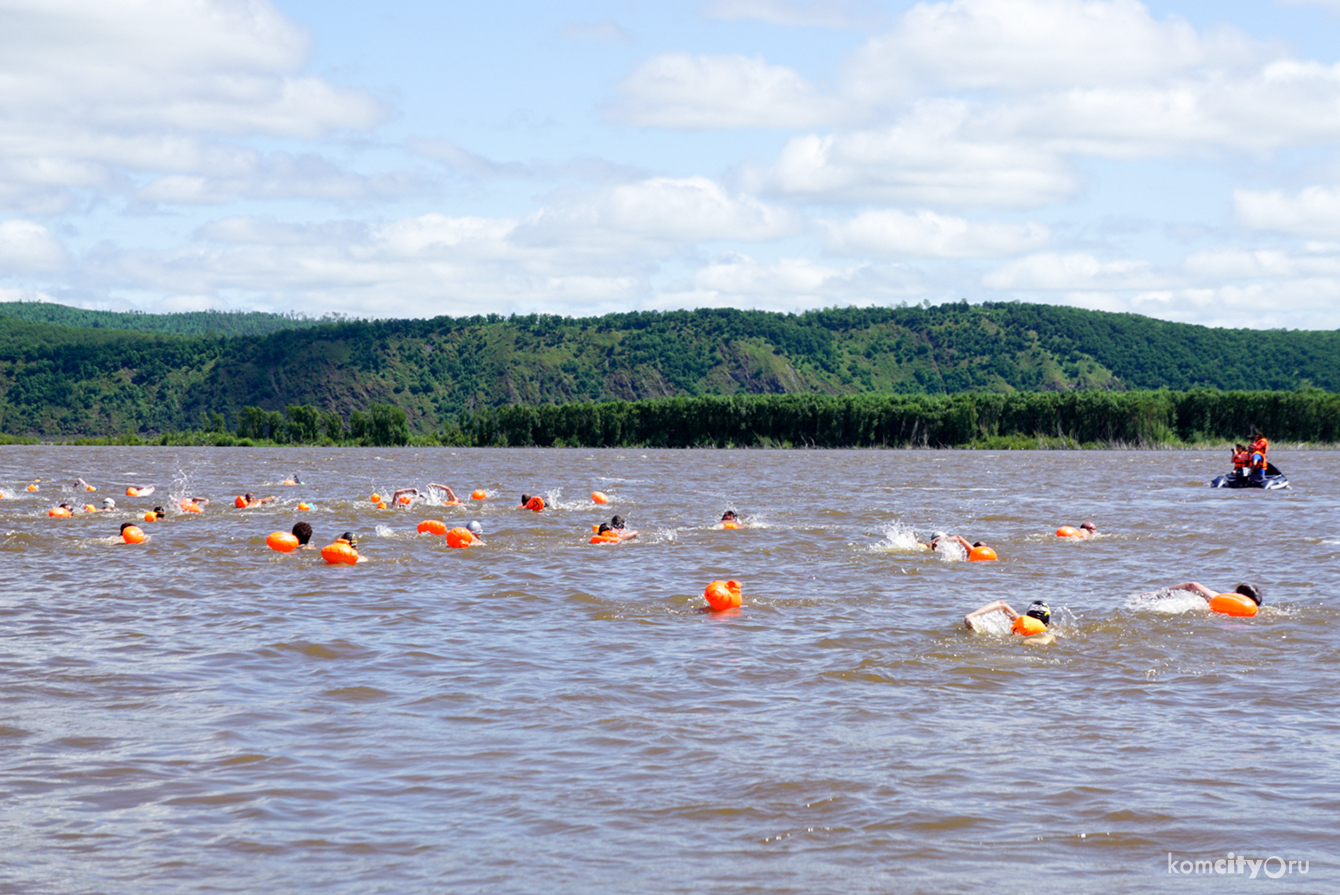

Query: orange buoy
[
  {"left": 418, "top": 519, "right": 448, "bottom": 536},
  {"left": 369, "top": 493, "right": 382, "bottom": 504},
  {"left": 27, "top": 484, "right": 39, "bottom": 492},
  {"left": 704, "top": 580, "right": 742, "bottom": 612},
  {"left": 471, "top": 489, "right": 487, "bottom": 500},
  {"left": 180, "top": 501, "right": 202, "bottom": 514},
  {"left": 1056, "top": 525, "right": 1081, "bottom": 538},
  {"left": 1209, "top": 592, "right": 1258, "bottom": 617},
  {"left": 235, "top": 495, "right": 248, "bottom": 508},
  {"left": 143, "top": 511, "right": 156, "bottom": 523},
  {"left": 590, "top": 530, "right": 619, "bottom": 544},
  {"left": 298, "top": 502, "right": 311, "bottom": 511},
  {"left": 721, "top": 521, "right": 740, "bottom": 529},
  {"left": 968, "top": 546, "right": 998, "bottom": 562},
  {"left": 85, "top": 484, "right": 96, "bottom": 491},
  {"left": 267, "top": 531, "right": 300, "bottom": 553},
  {"left": 82, "top": 504, "right": 96, "bottom": 513},
  {"left": 48, "top": 507, "right": 72, "bottom": 517},
  {"left": 320, "top": 541, "right": 359, "bottom": 565},
  {"left": 592, "top": 491, "right": 608, "bottom": 504},
  {"left": 397, "top": 495, "right": 413, "bottom": 505},
  {"left": 1012, "top": 616, "right": 1047, "bottom": 636},
  {"left": 524, "top": 496, "right": 545, "bottom": 512},
  {"left": 445, "top": 527, "right": 476, "bottom": 549},
  {"left": 126, "top": 487, "right": 138, "bottom": 497},
  {"left": 443, "top": 499, "right": 462, "bottom": 506},
  {"left": 122, "top": 525, "right": 147, "bottom": 544},
  {"left": 377, "top": 501, "right": 387, "bottom": 510}
]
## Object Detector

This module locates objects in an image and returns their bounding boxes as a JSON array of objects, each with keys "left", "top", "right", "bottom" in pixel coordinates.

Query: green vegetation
[
  {"left": 1, "top": 300, "right": 1338, "bottom": 444},
  {"left": 0, "top": 301, "right": 337, "bottom": 337}
]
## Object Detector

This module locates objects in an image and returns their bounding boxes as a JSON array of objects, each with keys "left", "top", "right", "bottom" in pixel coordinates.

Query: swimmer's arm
[
  {"left": 192, "top": 497, "right": 210, "bottom": 505},
  {"left": 428, "top": 484, "right": 457, "bottom": 501},
  {"left": 1169, "top": 582, "right": 1217, "bottom": 600},
  {"left": 965, "top": 600, "right": 1017, "bottom": 629},
  {"left": 256, "top": 496, "right": 277, "bottom": 505},
  {"left": 393, "top": 488, "right": 419, "bottom": 500},
  {"left": 618, "top": 530, "right": 639, "bottom": 541}
]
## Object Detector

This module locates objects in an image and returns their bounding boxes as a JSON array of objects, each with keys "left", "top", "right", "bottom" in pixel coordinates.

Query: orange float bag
[{"left": 267, "top": 531, "right": 300, "bottom": 553}]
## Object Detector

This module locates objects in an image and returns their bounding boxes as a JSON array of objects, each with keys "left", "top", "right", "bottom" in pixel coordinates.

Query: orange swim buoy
[
  {"left": 704, "top": 580, "right": 742, "bottom": 612},
  {"left": 122, "top": 525, "right": 147, "bottom": 544},
  {"left": 471, "top": 489, "right": 487, "bottom": 500},
  {"left": 524, "top": 496, "right": 545, "bottom": 512},
  {"left": 298, "top": 502, "right": 310, "bottom": 511},
  {"left": 235, "top": 495, "right": 248, "bottom": 508},
  {"left": 589, "top": 530, "right": 619, "bottom": 544},
  {"left": 85, "top": 484, "right": 96, "bottom": 491},
  {"left": 267, "top": 531, "right": 300, "bottom": 553},
  {"left": 83, "top": 504, "right": 96, "bottom": 513},
  {"left": 721, "top": 521, "right": 740, "bottom": 529},
  {"left": 1056, "top": 526, "right": 1081, "bottom": 538},
  {"left": 1012, "top": 616, "right": 1047, "bottom": 636},
  {"left": 377, "top": 501, "right": 387, "bottom": 510},
  {"left": 968, "top": 546, "right": 998, "bottom": 562},
  {"left": 48, "top": 507, "right": 72, "bottom": 517},
  {"left": 418, "top": 519, "right": 448, "bottom": 536},
  {"left": 445, "top": 527, "right": 476, "bottom": 549},
  {"left": 143, "top": 511, "right": 156, "bottom": 523},
  {"left": 180, "top": 501, "right": 202, "bottom": 514},
  {"left": 592, "top": 491, "right": 608, "bottom": 504},
  {"left": 369, "top": 493, "right": 382, "bottom": 504},
  {"left": 126, "top": 487, "right": 138, "bottom": 497},
  {"left": 27, "top": 484, "right": 39, "bottom": 492},
  {"left": 398, "top": 495, "right": 413, "bottom": 505},
  {"left": 320, "top": 541, "right": 359, "bottom": 565},
  {"left": 1209, "top": 592, "right": 1258, "bottom": 617}
]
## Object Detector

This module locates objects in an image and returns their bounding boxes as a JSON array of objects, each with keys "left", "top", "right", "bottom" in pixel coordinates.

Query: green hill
[
  {"left": 0, "top": 301, "right": 335, "bottom": 337},
  {"left": 0, "top": 301, "right": 1337, "bottom": 439}
]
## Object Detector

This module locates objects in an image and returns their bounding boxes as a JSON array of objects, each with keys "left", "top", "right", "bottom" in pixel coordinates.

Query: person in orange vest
[
  {"left": 1248, "top": 432, "right": 1269, "bottom": 482},
  {"left": 1230, "top": 443, "right": 1250, "bottom": 478}
]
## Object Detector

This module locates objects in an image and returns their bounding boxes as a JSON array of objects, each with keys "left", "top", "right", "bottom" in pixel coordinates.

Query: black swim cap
[
  {"left": 610, "top": 515, "right": 625, "bottom": 529},
  {"left": 340, "top": 531, "right": 357, "bottom": 547},
  {"left": 1234, "top": 584, "right": 1262, "bottom": 605},
  {"left": 1024, "top": 601, "right": 1051, "bottom": 626}
]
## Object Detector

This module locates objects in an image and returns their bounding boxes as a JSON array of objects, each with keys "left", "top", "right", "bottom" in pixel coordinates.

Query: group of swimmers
[{"left": 19, "top": 469, "right": 1270, "bottom": 628}]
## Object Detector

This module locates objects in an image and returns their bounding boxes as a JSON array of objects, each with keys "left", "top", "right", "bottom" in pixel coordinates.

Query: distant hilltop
[{"left": 0, "top": 300, "right": 1337, "bottom": 439}]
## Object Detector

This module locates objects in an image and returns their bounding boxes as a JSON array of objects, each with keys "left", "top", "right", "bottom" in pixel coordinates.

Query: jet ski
[{"left": 1211, "top": 462, "right": 1289, "bottom": 490}]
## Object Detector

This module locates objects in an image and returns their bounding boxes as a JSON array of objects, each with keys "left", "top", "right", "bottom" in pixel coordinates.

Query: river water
[{"left": 0, "top": 446, "right": 1334, "bottom": 894}]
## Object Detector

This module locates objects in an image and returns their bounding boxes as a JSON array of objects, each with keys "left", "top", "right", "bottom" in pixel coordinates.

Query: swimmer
[
  {"left": 97, "top": 497, "right": 117, "bottom": 512},
  {"left": 928, "top": 532, "right": 970, "bottom": 553},
  {"left": 608, "top": 515, "right": 638, "bottom": 541},
  {"left": 239, "top": 493, "right": 276, "bottom": 508},
  {"left": 465, "top": 520, "right": 485, "bottom": 545},
  {"left": 151, "top": 506, "right": 166, "bottom": 521},
  {"left": 280, "top": 475, "right": 303, "bottom": 486},
  {"left": 1058, "top": 521, "right": 1097, "bottom": 539},
  {"left": 392, "top": 488, "right": 421, "bottom": 507},
  {"left": 519, "top": 493, "right": 546, "bottom": 511},
  {"left": 75, "top": 478, "right": 96, "bottom": 492},
  {"left": 291, "top": 521, "right": 314, "bottom": 549},
  {"left": 1134, "top": 581, "right": 1262, "bottom": 614},
  {"left": 337, "top": 531, "right": 367, "bottom": 563},
  {"left": 718, "top": 509, "right": 742, "bottom": 529},
  {"left": 427, "top": 483, "right": 460, "bottom": 504},
  {"left": 128, "top": 485, "right": 155, "bottom": 496},
  {"left": 119, "top": 521, "right": 149, "bottom": 543},
  {"left": 965, "top": 599, "right": 1054, "bottom": 644},
  {"left": 49, "top": 502, "right": 75, "bottom": 516}
]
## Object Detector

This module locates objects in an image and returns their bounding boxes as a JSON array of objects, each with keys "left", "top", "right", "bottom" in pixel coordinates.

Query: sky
[{"left": 4, "top": 0, "right": 1340, "bottom": 329}]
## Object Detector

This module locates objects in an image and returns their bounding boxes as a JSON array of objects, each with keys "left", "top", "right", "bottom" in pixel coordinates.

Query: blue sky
[{"left": 4, "top": 0, "right": 1340, "bottom": 329}]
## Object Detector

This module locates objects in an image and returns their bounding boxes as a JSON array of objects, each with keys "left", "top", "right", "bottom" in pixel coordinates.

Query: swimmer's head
[
  {"left": 102, "top": 497, "right": 116, "bottom": 508},
  {"left": 339, "top": 531, "right": 357, "bottom": 548},
  {"left": 1080, "top": 521, "right": 1095, "bottom": 533},
  {"left": 118, "top": 522, "right": 135, "bottom": 534},
  {"left": 972, "top": 541, "right": 985, "bottom": 548},
  {"left": 466, "top": 520, "right": 483, "bottom": 536},
  {"left": 597, "top": 523, "right": 612, "bottom": 534},
  {"left": 721, "top": 510, "right": 738, "bottom": 521},
  {"left": 1234, "top": 583, "right": 1262, "bottom": 605},
  {"left": 610, "top": 515, "right": 625, "bottom": 529},
  {"left": 291, "top": 521, "right": 312, "bottom": 545},
  {"left": 244, "top": 493, "right": 253, "bottom": 501},
  {"left": 152, "top": 506, "right": 165, "bottom": 519},
  {"left": 1024, "top": 601, "right": 1051, "bottom": 627},
  {"left": 520, "top": 493, "right": 531, "bottom": 504},
  {"left": 932, "top": 531, "right": 947, "bottom": 541}
]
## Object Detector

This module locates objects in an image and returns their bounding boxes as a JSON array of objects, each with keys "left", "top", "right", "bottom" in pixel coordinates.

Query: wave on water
[
  {"left": 869, "top": 521, "right": 922, "bottom": 553},
  {"left": 936, "top": 541, "right": 967, "bottom": 562},
  {"left": 1124, "top": 588, "right": 1206, "bottom": 614}
]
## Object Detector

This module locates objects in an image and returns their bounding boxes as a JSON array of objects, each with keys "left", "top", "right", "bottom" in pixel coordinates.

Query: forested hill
[
  {"left": 0, "top": 302, "right": 334, "bottom": 337},
  {"left": 2, "top": 301, "right": 1338, "bottom": 437}
]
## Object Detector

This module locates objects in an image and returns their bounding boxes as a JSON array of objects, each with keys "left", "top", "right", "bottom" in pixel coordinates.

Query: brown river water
[{"left": 0, "top": 446, "right": 1335, "bottom": 894}]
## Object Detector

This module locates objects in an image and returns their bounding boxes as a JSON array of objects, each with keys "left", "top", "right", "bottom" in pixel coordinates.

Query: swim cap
[
  {"left": 102, "top": 498, "right": 116, "bottom": 508},
  {"left": 1080, "top": 521, "right": 1095, "bottom": 531},
  {"left": 932, "top": 531, "right": 947, "bottom": 541},
  {"left": 1024, "top": 601, "right": 1051, "bottom": 627},
  {"left": 153, "top": 506, "right": 165, "bottom": 517},
  {"left": 466, "top": 520, "right": 483, "bottom": 536},
  {"left": 610, "top": 515, "right": 625, "bottom": 529},
  {"left": 340, "top": 531, "right": 357, "bottom": 547}
]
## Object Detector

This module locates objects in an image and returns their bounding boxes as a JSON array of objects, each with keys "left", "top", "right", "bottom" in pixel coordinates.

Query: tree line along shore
[{"left": 5, "top": 389, "right": 1337, "bottom": 450}]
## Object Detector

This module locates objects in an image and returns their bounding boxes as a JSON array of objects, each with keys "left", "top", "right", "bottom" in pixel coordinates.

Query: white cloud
[
  {"left": 0, "top": 219, "right": 67, "bottom": 271},
  {"left": 561, "top": 20, "right": 633, "bottom": 43},
  {"left": 1234, "top": 185, "right": 1340, "bottom": 238},
  {"left": 700, "top": 0, "right": 881, "bottom": 28},
  {"left": 983, "top": 252, "right": 1165, "bottom": 290},
  {"left": 759, "top": 100, "right": 1076, "bottom": 206},
  {"left": 822, "top": 209, "right": 1049, "bottom": 257},
  {"left": 609, "top": 53, "right": 832, "bottom": 128},
  {"left": 844, "top": 0, "right": 1258, "bottom": 104}
]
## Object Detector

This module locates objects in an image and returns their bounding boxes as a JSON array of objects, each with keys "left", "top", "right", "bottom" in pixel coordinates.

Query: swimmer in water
[
  {"left": 392, "top": 488, "right": 421, "bottom": 507},
  {"left": 119, "top": 521, "right": 149, "bottom": 543},
  {"left": 291, "top": 521, "right": 314, "bottom": 549},
  {"left": 1070, "top": 521, "right": 1097, "bottom": 539},
  {"left": 608, "top": 515, "right": 638, "bottom": 541},
  {"left": 427, "top": 483, "right": 460, "bottom": 503},
  {"left": 280, "top": 475, "right": 303, "bottom": 486},
  {"left": 519, "top": 493, "right": 547, "bottom": 511},
  {"left": 239, "top": 493, "right": 276, "bottom": 507},
  {"left": 75, "top": 478, "right": 96, "bottom": 492},
  {"left": 338, "top": 531, "right": 367, "bottom": 563},
  {"left": 1134, "top": 581, "right": 1262, "bottom": 611},
  {"left": 965, "top": 599, "right": 1054, "bottom": 643},
  {"left": 129, "top": 485, "right": 155, "bottom": 496},
  {"left": 465, "top": 520, "right": 485, "bottom": 545},
  {"left": 95, "top": 497, "right": 116, "bottom": 512},
  {"left": 151, "top": 506, "right": 166, "bottom": 521},
  {"left": 718, "top": 509, "right": 742, "bottom": 529}
]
